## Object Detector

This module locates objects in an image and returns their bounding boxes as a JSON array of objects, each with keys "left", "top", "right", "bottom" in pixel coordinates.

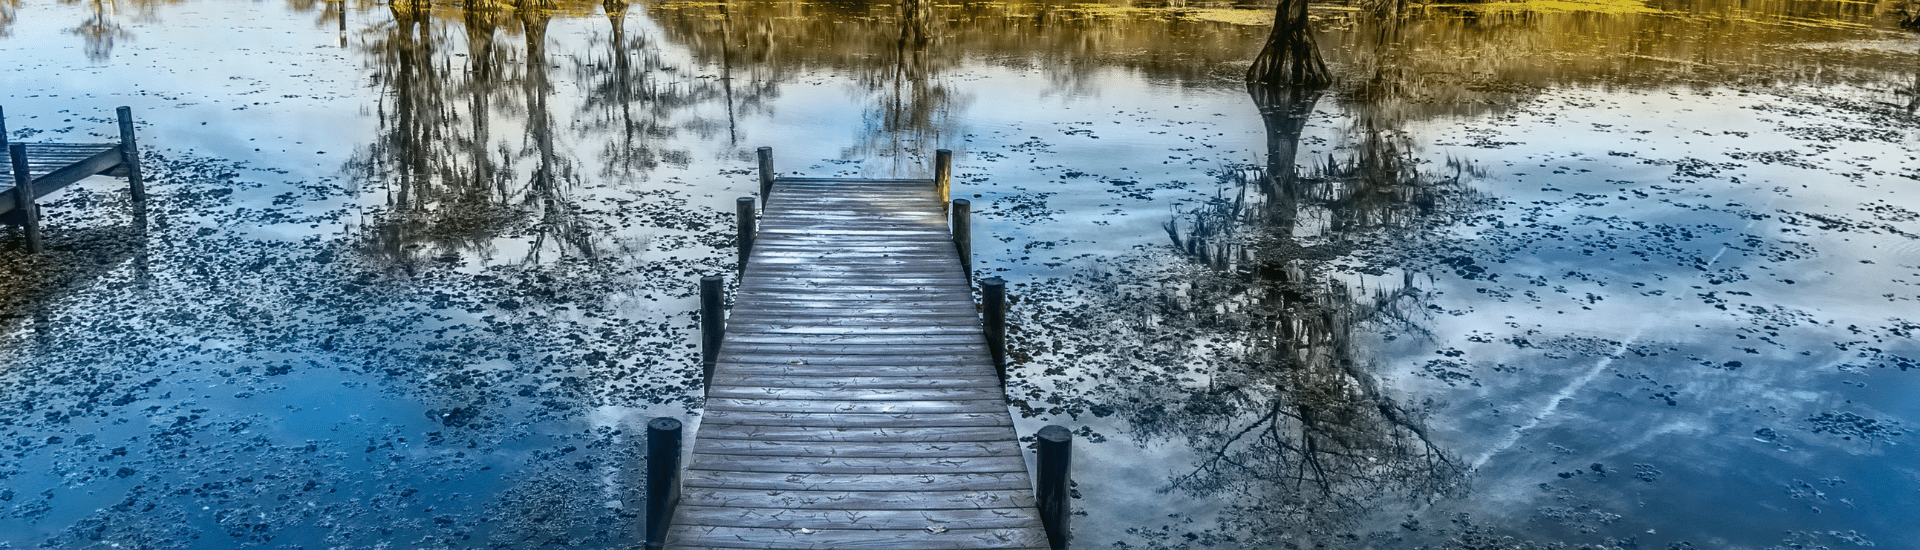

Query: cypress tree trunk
[{"left": 1247, "top": 0, "right": 1331, "bottom": 88}]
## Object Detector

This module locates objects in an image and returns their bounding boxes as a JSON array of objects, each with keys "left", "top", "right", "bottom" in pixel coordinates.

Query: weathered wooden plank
[
  {"left": 704, "top": 398, "right": 1007, "bottom": 415},
  {"left": 749, "top": 259, "right": 960, "bottom": 267},
  {"left": 671, "top": 545, "right": 1045, "bottom": 550},
  {"left": 683, "top": 469, "right": 1030, "bottom": 492},
  {"left": 691, "top": 439, "right": 1022, "bottom": 460},
  {"left": 708, "top": 375, "right": 999, "bottom": 389},
  {"left": 747, "top": 257, "right": 960, "bottom": 266},
  {"left": 749, "top": 266, "right": 964, "bottom": 275},
  {"left": 724, "top": 325, "right": 983, "bottom": 336},
  {"left": 719, "top": 344, "right": 989, "bottom": 357},
  {"left": 738, "top": 285, "right": 965, "bottom": 294},
  {"left": 694, "top": 424, "right": 1018, "bottom": 443},
  {"left": 731, "top": 292, "right": 969, "bottom": 302},
  {"left": 666, "top": 524, "right": 1050, "bottom": 550},
  {"left": 716, "top": 354, "right": 989, "bottom": 367},
  {"left": 721, "top": 333, "right": 985, "bottom": 346},
  {"left": 748, "top": 269, "right": 965, "bottom": 277},
  {"left": 679, "top": 487, "right": 1037, "bottom": 512},
  {"left": 24, "top": 142, "right": 120, "bottom": 149},
  {"left": 710, "top": 380, "right": 998, "bottom": 392},
  {"left": 749, "top": 233, "right": 953, "bottom": 242},
  {"left": 682, "top": 454, "right": 1028, "bottom": 475},
  {"left": 713, "top": 364, "right": 989, "bottom": 379},
  {"left": 701, "top": 410, "right": 1013, "bottom": 428},
  {"left": 762, "top": 210, "right": 939, "bottom": 216},
  {"left": 745, "top": 275, "right": 967, "bottom": 283},
  {"left": 729, "top": 297, "right": 974, "bottom": 308},
  {"left": 774, "top": 176, "right": 936, "bottom": 183},
  {"left": 736, "top": 290, "right": 970, "bottom": 299},
  {"left": 742, "top": 281, "right": 968, "bottom": 290},
  {"left": 760, "top": 214, "right": 941, "bottom": 222},
  {"left": 758, "top": 219, "right": 941, "bottom": 226},
  {"left": 713, "top": 368, "right": 990, "bottom": 383},
  {"left": 741, "top": 257, "right": 936, "bottom": 267},
  {"left": 673, "top": 505, "right": 1040, "bottom": 530},
  {"left": 725, "top": 309, "right": 980, "bottom": 320},
  {"left": 725, "top": 311, "right": 978, "bottom": 321},
  {"left": 749, "top": 248, "right": 957, "bottom": 257},
  {"left": 756, "top": 229, "right": 954, "bottom": 236},
  {"left": 765, "top": 199, "right": 941, "bottom": 207},
  {"left": 706, "top": 386, "right": 1008, "bottom": 402},
  {"left": 765, "top": 198, "right": 938, "bottom": 204},
  {"left": 767, "top": 190, "right": 938, "bottom": 195},
  {"left": 758, "top": 218, "right": 943, "bottom": 226},
  {"left": 765, "top": 196, "right": 939, "bottom": 203},
  {"left": 749, "top": 242, "right": 956, "bottom": 250},
  {"left": 762, "top": 202, "right": 942, "bottom": 209},
  {"left": 24, "top": 148, "right": 121, "bottom": 196}
]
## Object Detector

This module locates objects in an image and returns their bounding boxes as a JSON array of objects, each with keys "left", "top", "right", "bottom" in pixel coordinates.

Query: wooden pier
[
  {"left": 659, "top": 149, "right": 1063, "bottom": 549},
  {"left": 2, "top": 106, "right": 147, "bottom": 252}
]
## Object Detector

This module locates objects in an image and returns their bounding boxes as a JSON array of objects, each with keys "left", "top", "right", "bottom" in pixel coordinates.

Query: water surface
[{"left": 1, "top": 0, "right": 1916, "bottom": 547}]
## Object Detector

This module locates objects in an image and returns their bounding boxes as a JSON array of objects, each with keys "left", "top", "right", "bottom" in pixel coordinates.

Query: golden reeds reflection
[{"left": 276, "top": 0, "right": 1907, "bottom": 271}]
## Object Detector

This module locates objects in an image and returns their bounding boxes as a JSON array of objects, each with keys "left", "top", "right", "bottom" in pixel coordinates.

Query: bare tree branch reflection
[
  {"left": 1054, "top": 71, "right": 1486, "bottom": 537},
  {"left": 1137, "top": 84, "right": 1480, "bottom": 534}
]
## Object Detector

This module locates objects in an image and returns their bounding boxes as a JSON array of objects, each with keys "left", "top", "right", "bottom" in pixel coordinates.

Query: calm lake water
[{"left": 1, "top": 0, "right": 1916, "bottom": 548}]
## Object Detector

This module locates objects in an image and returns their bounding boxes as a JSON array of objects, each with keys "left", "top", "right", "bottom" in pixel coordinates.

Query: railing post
[
  {"left": 116, "top": 106, "right": 146, "bottom": 204},
  {"left": 756, "top": 146, "right": 774, "bottom": 207},
  {"left": 934, "top": 148, "right": 952, "bottom": 211},
  {"left": 951, "top": 198, "right": 971, "bottom": 284},
  {"left": 1037, "top": 424, "right": 1072, "bottom": 550},
  {"left": 9, "top": 143, "right": 42, "bottom": 253},
  {"left": 700, "top": 275, "right": 724, "bottom": 391},
  {"left": 736, "top": 197, "right": 756, "bottom": 275},
  {"left": 645, "top": 417, "right": 683, "bottom": 550},
  {"left": 981, "top": 276, "right": 1007, "bottom": 379}
]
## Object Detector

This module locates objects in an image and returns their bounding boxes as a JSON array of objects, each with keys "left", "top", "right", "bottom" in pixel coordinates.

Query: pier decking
[
  {"left": 663, "top": 165, "right": 1053, "bottom": 549},
  {"left": 2, "top": 106, "right": 146, "bottom": 252}
]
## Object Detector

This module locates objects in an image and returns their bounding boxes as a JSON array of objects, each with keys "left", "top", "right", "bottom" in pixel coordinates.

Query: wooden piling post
[
  {"left": 756, "top": 146, "right": 773, "bottom": 206},
  {"left": 645, "top": 417, "right": 683, "bottom": 550},
  {"left": 700, "top": 275, "right": 724, "bottom": 391},
  {"left": 981, "top": 276, "right": 1008, "bottom": 378},
  {"left": 1036, "top": 424, "right": 1072, "bottom": 550},
  {"left": 736, "top": 197, "right": 755, "bottom": 275},
  {"left": 9, "top": 144, "right": 42, "bottom": 253},
  {"left": 934, "top": 149, "right": 952, "bottom": 210},
  {"left": 116, "top": 106, "right": 146, "bottom": 204},
  {"left": 951, "top": 198, "right": 971, "bottom": 283},
  {"left": 1, "top": 106, "right": 9, "bottom": 150}
]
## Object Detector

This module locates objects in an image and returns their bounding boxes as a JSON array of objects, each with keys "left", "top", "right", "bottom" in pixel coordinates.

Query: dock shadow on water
[{"left": 2, "top": 0, "right": 1919, "bottom": 548}]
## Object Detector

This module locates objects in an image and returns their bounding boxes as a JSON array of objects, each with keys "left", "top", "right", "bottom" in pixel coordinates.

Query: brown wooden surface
[{"left": 665, "top": 177, "right": 1047, "bottom": 549}]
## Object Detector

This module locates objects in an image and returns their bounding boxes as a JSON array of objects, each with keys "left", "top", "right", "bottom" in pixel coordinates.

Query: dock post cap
[
  {"left": 647, "top": 417, "right": 683, "bottom": 432},
  {"left": 1037, "top": 424, "right": 1071, "bottom": 442}
]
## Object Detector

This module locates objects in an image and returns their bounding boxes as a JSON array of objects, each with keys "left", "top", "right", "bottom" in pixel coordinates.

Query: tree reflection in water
[
  {"left": 1099, "top": 22, "right": 1493, "bottom": 535},
  {"left": 1124, "top": 88, "right": 1479, "bottom": 537},
  {"left": 67, "top": 0, "right": 129, "bottom": 62},
  {"left": 848, "top": 0, "right": 963, "bottom": 169},
  {"left": 350, "top": 0, "right": 609, "bottom": 271}
]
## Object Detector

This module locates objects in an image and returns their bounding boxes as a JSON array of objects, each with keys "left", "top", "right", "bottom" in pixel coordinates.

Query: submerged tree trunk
[{"left": 1247, "top": 0, "right": 1331, "bottom": 88}]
